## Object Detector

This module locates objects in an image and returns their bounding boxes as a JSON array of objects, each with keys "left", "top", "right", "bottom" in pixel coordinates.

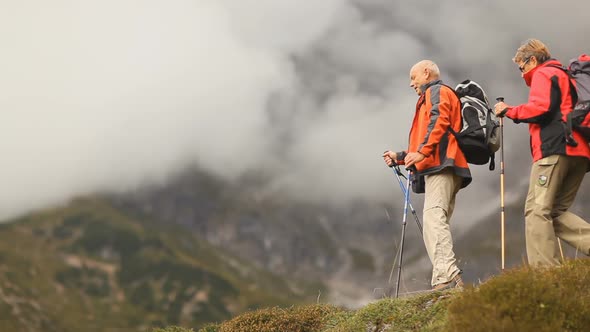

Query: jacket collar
[
  {"left": 421, "top": 79, "right": 443, "bottom": 94},
  {"left": 522, "top": 59, "right": 562, "bottom": 87}
]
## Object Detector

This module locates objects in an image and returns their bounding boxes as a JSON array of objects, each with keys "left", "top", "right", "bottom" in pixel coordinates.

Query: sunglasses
[{"left": 518, "top": 57, "right": 532, "bottom": 73}]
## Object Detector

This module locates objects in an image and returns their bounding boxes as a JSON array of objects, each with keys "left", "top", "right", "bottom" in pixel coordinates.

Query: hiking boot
[{"left": 432, "top": 274, "right": 464, "bottom": 291}]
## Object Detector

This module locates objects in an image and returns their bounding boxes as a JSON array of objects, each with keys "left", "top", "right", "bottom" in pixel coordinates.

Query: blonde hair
[{"left": 513, "top": 39, "right": 551, "bottom": 64}]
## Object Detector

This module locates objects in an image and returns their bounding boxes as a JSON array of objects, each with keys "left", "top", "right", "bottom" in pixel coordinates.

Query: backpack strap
[
  {"left": 485, "top": 109, "right": 498, "bottom": 171},
  {"left": 441, "top": 83, "right": 462, "bottom": 137},
  {"left": 546, "top": 64, "right": 579, "bottom": 146},
  {"left": 570, "top": 69, "right": 590, "bottom": 76},
  {"left": 489, "top": 153, "right": 495, "bottom": 171},
  {"left": 453, "top": 124, "right": 485, "bottom": 137},
  {"left": 546, "top": 64, "right": 579, "bottom": 102},
  {"left": 564, "top": 78, "right": 580, "bottom": 147}
]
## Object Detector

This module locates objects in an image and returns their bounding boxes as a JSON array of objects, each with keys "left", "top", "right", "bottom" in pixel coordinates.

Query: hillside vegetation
[
  {"left": 0, "top": 198, "right": 319, "bottom": 331},
  {"left": 157, "top": 259, "right": 590, "bottom": 332}
]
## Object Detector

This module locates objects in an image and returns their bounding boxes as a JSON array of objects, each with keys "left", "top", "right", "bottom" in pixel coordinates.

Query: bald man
[{"left": 383, "top": 60, "right": 471, "bottom": 291}]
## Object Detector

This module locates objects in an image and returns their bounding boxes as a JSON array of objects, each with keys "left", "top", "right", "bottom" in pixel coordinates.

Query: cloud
[
  {"left": 0, "top": 0, "right": 309, "bottom": 217},
  {"left": 1, "top": 0, "right": 589, "bottom": 222}
]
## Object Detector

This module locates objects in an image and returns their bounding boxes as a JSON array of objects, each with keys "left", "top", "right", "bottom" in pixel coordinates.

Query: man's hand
[
  {"left": 494, "top": 101, "right": 510, "bottom": 117},
  {"left": 404, "top": 152, "right": 425, "bottom": 168},
  {"left": 382, "top": 151, "right": 397, "bottom": 167}
]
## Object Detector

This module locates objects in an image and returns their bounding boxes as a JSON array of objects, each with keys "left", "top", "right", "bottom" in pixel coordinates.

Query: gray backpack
[
  {"left": 549, "top": 55, "right": 590, "bottom": 146},
  {"left": 448, "top": 80, "right": 500, "bottom": 170}
]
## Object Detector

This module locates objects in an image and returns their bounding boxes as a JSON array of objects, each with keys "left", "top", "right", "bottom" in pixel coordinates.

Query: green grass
[
  {"left": 155, "top": 259, "right": 590, "bottom": 332},
  {"left": 324, "top": 292, "right": 450, "bottom": 332},
  {"left": 153, "top": 327, "right": 195, "bottom": 332},
  {"left": 201, "top": 304, "right": 347, "bottom": 332},
  {"left": 447, "top": 259, "right": 590, "bottom": 331}
]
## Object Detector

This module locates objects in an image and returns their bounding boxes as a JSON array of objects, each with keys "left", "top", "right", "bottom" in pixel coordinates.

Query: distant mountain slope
[
  {"left": 109, "top": 169, "right": 402, "bottom": 307},
  {"left": 110, "top": 167, "right": 590, "bottom": 303},
  {"left": 0, "top": 197, "right": 317, "bottom": 331}
]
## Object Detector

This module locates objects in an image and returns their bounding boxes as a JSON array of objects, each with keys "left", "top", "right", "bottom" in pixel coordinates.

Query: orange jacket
[{"left": 396, "top": 80, "right": 472, "bottom": 188}]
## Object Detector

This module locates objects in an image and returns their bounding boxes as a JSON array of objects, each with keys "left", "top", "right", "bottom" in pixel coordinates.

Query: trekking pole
[
  {"left": 558, "top": 238, "right": 565, "bottom": 262},
  {"left": 394, "top": 170, "right": 412, "bottom": 298},
  {"left": 496, "top": 97, "right": 506, "bottom": 270},
  {"left": 389, "top": 163, "right": 423, "bottom": 235},
  {"left": 496, "top": 97, "right": 564, "bottom": 266}
]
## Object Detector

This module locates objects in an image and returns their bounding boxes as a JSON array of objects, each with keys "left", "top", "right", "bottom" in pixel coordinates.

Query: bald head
[
  {"left": 409, "top": 60, "right": 440, "bottom": 95},
  {"left": 411, "top": 60, "right": 440, "bottom": 78}
]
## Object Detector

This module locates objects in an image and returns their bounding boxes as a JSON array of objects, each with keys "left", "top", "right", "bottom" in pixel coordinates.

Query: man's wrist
[{"left": 417, "top": 148, "right": 430, "bottom": 157}]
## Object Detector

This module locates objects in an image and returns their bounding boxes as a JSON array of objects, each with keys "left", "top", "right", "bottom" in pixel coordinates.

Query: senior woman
[{"left": 494, "top": 39, "right": 590, "bottom": 266}]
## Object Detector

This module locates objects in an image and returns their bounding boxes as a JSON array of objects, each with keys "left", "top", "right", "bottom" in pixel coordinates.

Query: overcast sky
[{"left": 1, "top": 0, "right": 589, "bottom": 222}]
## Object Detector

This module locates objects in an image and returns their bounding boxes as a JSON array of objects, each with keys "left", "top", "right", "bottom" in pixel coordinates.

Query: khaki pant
[
  {"left": 423, "top": 168, "right": 462, "bottom": 286},
  {"left": 525, "top": 155, "right": 590, "bottom": 266}
]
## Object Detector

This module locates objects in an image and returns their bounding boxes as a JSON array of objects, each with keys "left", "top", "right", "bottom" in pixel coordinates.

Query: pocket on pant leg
[{"left": 534, "top": 155, "right": 559, "bottom": 206}]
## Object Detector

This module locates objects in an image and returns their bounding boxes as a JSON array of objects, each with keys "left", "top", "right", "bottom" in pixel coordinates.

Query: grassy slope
[
  {"left": 0, "top": 198, "right": 321, "bottom": 331},
  {"left": 156, "top": 259, "right": 590, "bottom": 332}
]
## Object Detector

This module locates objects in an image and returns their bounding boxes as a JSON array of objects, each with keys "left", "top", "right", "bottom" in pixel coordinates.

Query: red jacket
[
  {"left": 505, "top": 59, "right": 590, "bottom": 163},
  {"left": 396, "top": 80, "right": 471, "bottom": 188}
]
